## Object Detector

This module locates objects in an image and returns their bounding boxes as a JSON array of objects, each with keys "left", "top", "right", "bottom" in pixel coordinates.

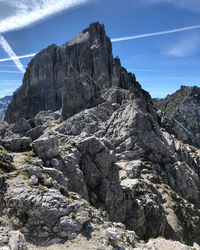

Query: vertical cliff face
[{"left": 6, "top": 22, "right": 138, "bottom": 123}]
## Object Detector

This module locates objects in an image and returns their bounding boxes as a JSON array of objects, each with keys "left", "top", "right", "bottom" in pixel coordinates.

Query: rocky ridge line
[{"left": 0, "top": 23, "right": 200, "bottom": 249}]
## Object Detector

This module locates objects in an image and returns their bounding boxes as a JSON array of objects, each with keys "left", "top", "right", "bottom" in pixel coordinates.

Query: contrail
[
  {"left": 0, "top": 70, "right": 23, "bottom": 74},
  {"left": 0, "top": 34, "right": 25, "bottom": 73},
  {"left": 0, "top": 64, "right": 26, "bottom": 67},
  {"left": 111, "top": 25, "right": 200, "bottom": 42},
  {"left": 0, "top": 0, "right": 90, "bottom": 73},
  {"left": 0, "top": 53, "right": 37, "bottom": 62}
]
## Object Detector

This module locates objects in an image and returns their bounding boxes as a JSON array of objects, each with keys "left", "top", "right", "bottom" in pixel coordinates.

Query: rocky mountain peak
[
  {"left": 155, "top": 85, "right": 200, "bottom": 148},
  {"left": 5, "top": 22, "right": 136, "bottom": 123},
  {"left": 67, "top": 22, "right": 107, "bottom": 46},
  {"left": 5, "top": 22, "right": 152, "bottom": 124},
  {"left": 1, "top": 23, "right": 200, "bottom": 249}
]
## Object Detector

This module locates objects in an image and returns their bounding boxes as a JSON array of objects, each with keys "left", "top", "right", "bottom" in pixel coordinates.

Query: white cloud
[
  {"left": 165, "top": 34, "right": 200, "bottom": 57},
  {"left": 111, "top": 25, "right": 200, "bottom": 42},
  {"left": 0, "top": 0, "right": 92, "bottom": 75},
  {"left": 0, "top": 34, "right": 25, "bottom": 72},
  {"left": 0, "top": 0, "right": 91, "bottom": 34}
]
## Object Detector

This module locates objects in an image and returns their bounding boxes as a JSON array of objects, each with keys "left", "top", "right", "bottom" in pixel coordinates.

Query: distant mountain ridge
[
  {"left": 154, "top": 85, "right": 200, "bottom": 148},
  {"left": 0, "top": 95, "right": 12, "bottom": 120}
]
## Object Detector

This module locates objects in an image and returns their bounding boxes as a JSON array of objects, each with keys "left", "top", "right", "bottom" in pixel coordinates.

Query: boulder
[
  {"left": 32, "top": 135, "right": 59, "bottom": 161},
  {"left": 12, "top": 118, "right": 31, "bottom": 135},
  {"left": 25, "top": 125, "right": 44, "bottom": 141},
  {"left": 2, "top": 137, "right": 31, "bottom": 152}
]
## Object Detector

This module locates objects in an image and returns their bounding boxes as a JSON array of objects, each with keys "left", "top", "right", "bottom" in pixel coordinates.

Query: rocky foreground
[{"left": 1, "top": 23, "right": 200, "bottom": 249}]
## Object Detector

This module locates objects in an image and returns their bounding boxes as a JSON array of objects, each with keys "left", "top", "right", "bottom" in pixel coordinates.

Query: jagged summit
[
  {"left": 155, "top": 85, "right": 200, "bottom": 148},
  {"left": 2, "top": 23, "right": 200, "bottom": 249},
  {"left": 5, "top": 22, "right": 147, "bottom": 123}
]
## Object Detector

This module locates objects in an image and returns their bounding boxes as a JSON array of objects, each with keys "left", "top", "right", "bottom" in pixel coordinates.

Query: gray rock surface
[
  {"left": 32, "top": 135, "right": 59, "bottom": 161},
  {"left": 12, "top": 118, "right": 31, "bottom": 136},
  {"left": 5, "top": 22, "right": 139, "bottom": 123},
  {"left": 1, "top": 22, "right": 200, "bottom": 250},
  {"left": 0, "top": 227, "right": 27, "bottom": 250},
  {"left": 155, "top": 85, "right": 200, "bottom": 149},
  {"left": 25, "top": 126, "right": 44, "bottom": 141},
  {"left": 2, "top": 137, "right": 31, "bottom": 152}
]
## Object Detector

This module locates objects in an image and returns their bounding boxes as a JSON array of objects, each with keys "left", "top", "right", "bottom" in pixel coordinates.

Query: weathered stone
[
  {"left": 2, "top": 137, "right": 31, "bottom": 152},
  {"left": 12, "top": 118, "right": 31, "bottom": 135},
  {"left": 25, "top": 125, "right": 44, "bottom": 141},
  {"left": 155, "top": 85, "right": 200, "bottom": 149},
  {"left": 0, "top": 227, "right": 27, "bottom": 250},
  {"left": 32, "top": 135, "right": 59, "bottom": 161}
]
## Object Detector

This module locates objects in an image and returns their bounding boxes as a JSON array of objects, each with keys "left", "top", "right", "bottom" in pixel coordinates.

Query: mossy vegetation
[
  {"left": 21, "top": 170, "right": 30, "bottom": 180},
  {"left": 47, "top": 123, "right": 57, "bottom": 129},
  {"left": 22, "top": 150, "right": 36, "bottom": 157},
  {"left": 170, "top": 191, "right": 197, "bottom": 245},
  {"left": 58, "top": 142, "right": 77, "bottom": 157},
  {"left": 0, "top": 147, "right": 16, "bottom": 174}
]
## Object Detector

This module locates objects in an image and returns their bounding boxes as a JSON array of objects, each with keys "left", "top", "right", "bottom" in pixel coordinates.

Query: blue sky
[{"left": 0, "top": 0, "right": 200, "bottom": 98}]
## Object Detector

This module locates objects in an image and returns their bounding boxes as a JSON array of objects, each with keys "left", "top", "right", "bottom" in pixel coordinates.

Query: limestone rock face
[
  {"left": 5, "top": 22, "right": 137, "bottom": 123},
  {"left": 155, "top": 85, "right": 200, "bottom": 148},
  {"left": 2, "top": 23, "right": 200, "bottom": 250}
]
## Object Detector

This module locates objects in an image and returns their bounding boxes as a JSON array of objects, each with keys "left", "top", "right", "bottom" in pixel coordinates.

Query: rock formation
[
  {"left": 0, "top": 95, "right": 12, "bottom": 120},
  {"left": 154, "top": 85, "right": 200, "bottom": 148},
  {"left": 1, "top": 23, "right": 200, "bottom": 249},
  {"left": 5, "top": 22, "right": 138, "bottom": 123}
]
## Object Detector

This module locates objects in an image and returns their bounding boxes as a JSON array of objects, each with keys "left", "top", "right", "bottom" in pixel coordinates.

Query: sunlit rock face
[{"left": 155, "top": 85, "right": 200, "bottom": 148}]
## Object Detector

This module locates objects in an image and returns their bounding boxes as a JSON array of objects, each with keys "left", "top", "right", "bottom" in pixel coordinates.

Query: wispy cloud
[
  {"left": 0, "top": 64, "right": 26, "bottom": 67},
  {"left": 0, "top": 0, "right": 91, "bottom": 34},
  {"left": 0, "top": 34, "right": 25, "bottom": 72},
  {"left": 0, "top": 0, "right": 91, "bottom": 75},
  {"left": 164, "top": 34, "right": 200, "bottom": 57},
  {"left": 111, "top": 25, "right": 200, "bottom": 42},
  {"left": 0, "top": 53, "right": 37, "bottom": 62}
]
